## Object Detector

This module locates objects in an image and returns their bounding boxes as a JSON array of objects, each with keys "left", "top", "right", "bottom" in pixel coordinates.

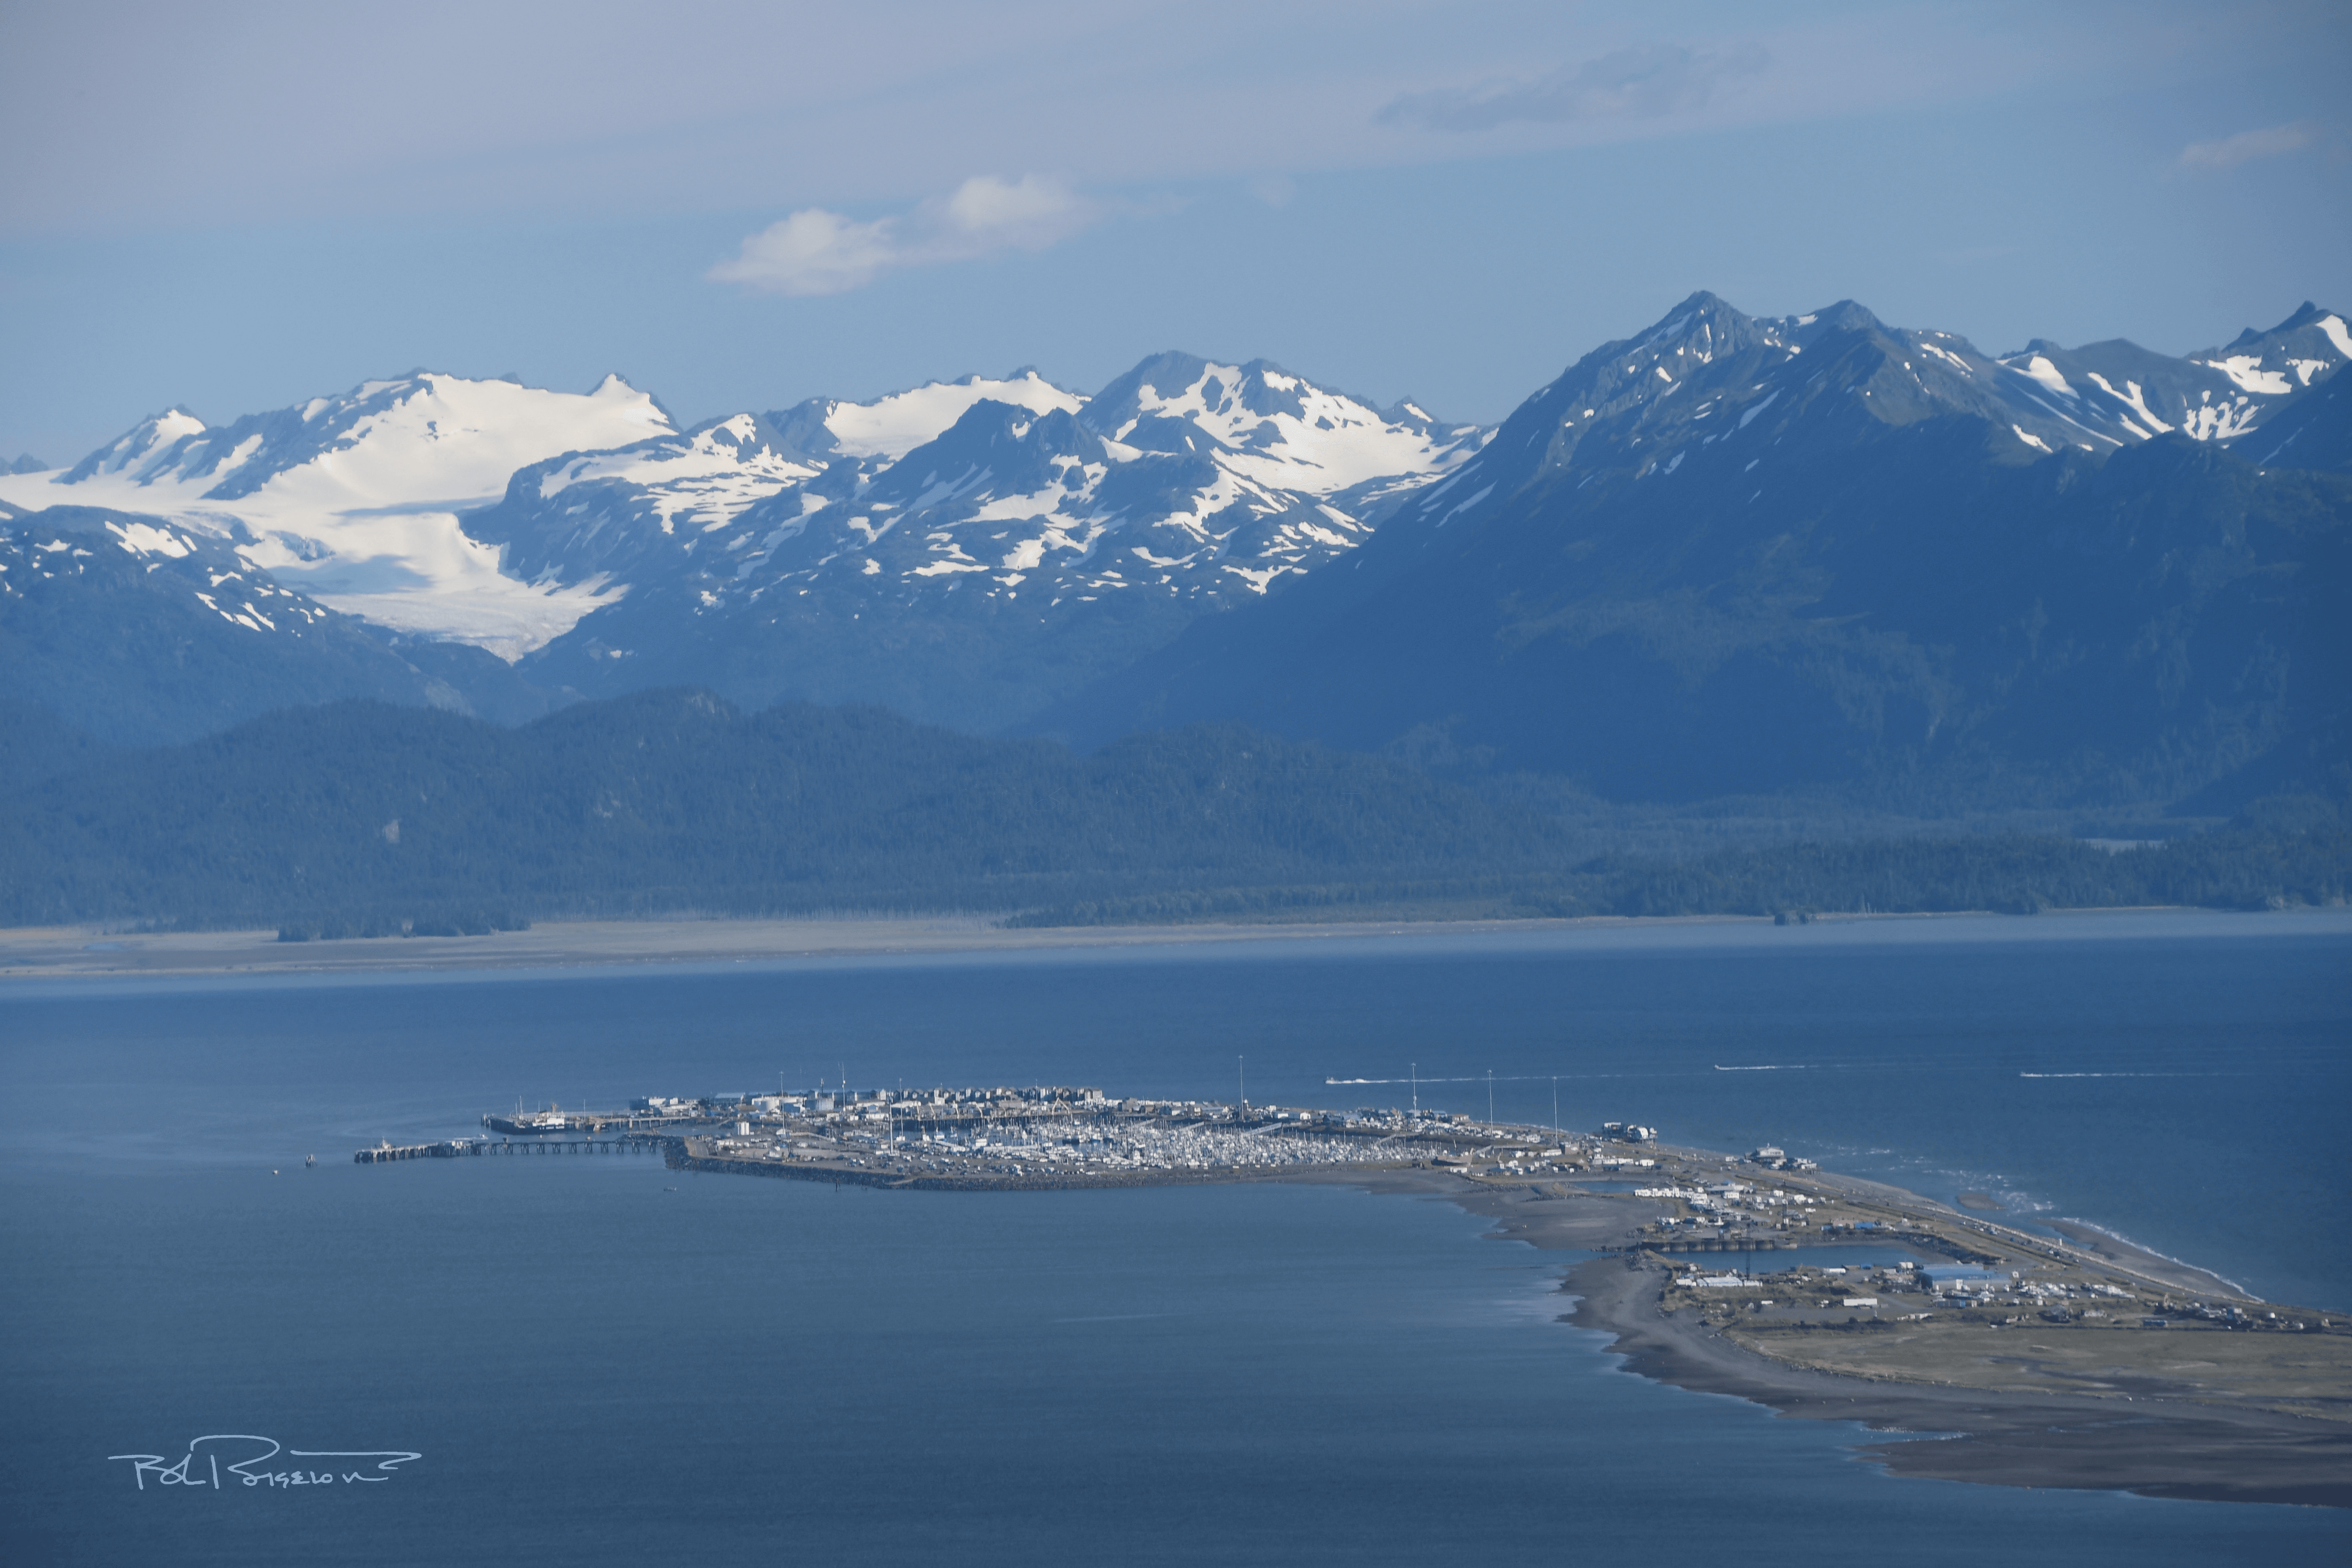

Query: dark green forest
[{"left": 3, "top": 690, "right": 2344, "bottom": 934}]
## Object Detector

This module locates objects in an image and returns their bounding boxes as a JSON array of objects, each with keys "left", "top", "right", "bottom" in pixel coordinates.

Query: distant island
[{"left": 356, "top": 1080, "right": 2352, "bottom": 1510}]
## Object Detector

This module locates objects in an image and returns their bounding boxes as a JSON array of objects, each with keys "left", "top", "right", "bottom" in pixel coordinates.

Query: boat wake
[
  {"left": 2018, "top": 1071, "right": 2236, "bottom": 1078},
  {"left": 1323, "top": 1073, "right": 1644, "bottom": 1085}
]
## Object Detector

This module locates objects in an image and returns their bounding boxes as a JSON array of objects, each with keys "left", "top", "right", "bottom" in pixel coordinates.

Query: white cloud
[
  {"left": 710, "top": 174, "right": 1097, "bottom": 297},
  {"left": 1377, "top": 43, "right": 1770, "bottom": 133},
  {"left": 2177, "top": 121, "right": 2318, "bottom": 172},
  {"left": 0, "top": 4, "right": 2234, "bottom": 238}
]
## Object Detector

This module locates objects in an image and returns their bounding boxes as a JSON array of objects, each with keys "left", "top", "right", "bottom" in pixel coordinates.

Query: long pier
[
  {"left": 481, "top": 1113, "right": 703, "bottom": 1135},
  {"left": 354, "top": 1136, "right": 663, "bottom": 1164}
]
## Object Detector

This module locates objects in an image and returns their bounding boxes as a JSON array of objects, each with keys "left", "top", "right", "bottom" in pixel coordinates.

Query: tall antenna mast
[
  {"left": 1487, "top": 1069, "right": 1494, "bottom": 1126},
  {"left": 1410, "top": 1062, "right": 1418, "bottom": 1117},
  {"left": 1238, "top": 1055, "right": 1245, "bottom": 1113}
]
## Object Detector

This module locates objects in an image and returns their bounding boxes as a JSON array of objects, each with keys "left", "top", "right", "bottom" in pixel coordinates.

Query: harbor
[
  {"left": 346, "top": 1075, "right": 2351, "bottom": 1483},
  {"left": 359, "top": 1081, "right": 2330, "bottom": 1319},
  {"left": 403, "top": 1083, "right": 1613, "bottom": 1189}
]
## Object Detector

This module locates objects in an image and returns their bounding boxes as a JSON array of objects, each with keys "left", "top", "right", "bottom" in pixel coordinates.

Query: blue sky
[{"left": 2, "top": 0, "right": 2346, "bottom": 461}]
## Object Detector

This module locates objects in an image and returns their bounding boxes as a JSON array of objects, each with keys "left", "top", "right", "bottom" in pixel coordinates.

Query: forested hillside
[
  {"left": 4, "top": 691, "right": 2342, "bottom": 934},
  {"left": 0, "top": 690, "right": 1563, "bottom": 929}
]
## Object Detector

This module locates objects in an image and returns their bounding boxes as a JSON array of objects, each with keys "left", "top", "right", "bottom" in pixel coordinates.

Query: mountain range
[
  {"left": 1042, "top": 295, "right": 2352, "bottom": 811},
  {"left": 4, "top": 294, "right": 2346, "bottom": 813},
  {"left": 1, "top": 356, "right": 1477, "bottom": 739}
]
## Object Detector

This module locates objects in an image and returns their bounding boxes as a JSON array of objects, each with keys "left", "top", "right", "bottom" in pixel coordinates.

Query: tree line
[{"left": 3, "top": 689, "right": 2342, "bottom": 934}]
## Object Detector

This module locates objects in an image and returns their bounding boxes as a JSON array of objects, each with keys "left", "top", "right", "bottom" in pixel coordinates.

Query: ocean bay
[{"left": 4, "top": 910, "right": 2348, "bottom": 1562}]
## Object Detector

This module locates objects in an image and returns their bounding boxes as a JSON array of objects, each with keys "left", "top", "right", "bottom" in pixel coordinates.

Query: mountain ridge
[
  {"left": 5, "top": 294, "right": 2346, "bottom": 806},
  {"left": 1034, "top": 294, "right": 2352, "bottom": 811}
]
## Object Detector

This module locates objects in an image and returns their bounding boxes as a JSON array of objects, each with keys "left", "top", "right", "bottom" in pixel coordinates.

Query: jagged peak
[
  {"left": 58, "top": 408, "right": 210, "bottom": 483},
  {"left": 1092, "top": 349, "right": 1217, "bottom": 400},
  {"left": 2225, "top": 301, "right": 2333, "bottom": 349},
  {"left": 1801, "top": 299, "right": 1886, "bottom": 335},
  {"left": 1626, "top": 291, "right": 1753, "bottom": 349},
  {"left": 934, "top": 396, "right": 1089, "bottom": 441},
  {"left": 588, "top": 370, "right": 651, "bottom": 397}
]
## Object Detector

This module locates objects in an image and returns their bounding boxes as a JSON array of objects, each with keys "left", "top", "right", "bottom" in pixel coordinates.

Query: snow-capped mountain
[
  {"left": 2, "top": 354, "right": 1481, "bottom": 735},
  {"left": 0, "top": 373, "right": 673, "bottom": 658},
  {"left": 1390, "top": 293, "right": 2351, "bottom": 545},
  {"left": 742, "top": 356, "right": 1473, "bottom": 601},
  {"left": 468, "top": 371, "right": 1083, "bottom": 590},
  {"left": 56, "top": 372, "right": 670, "bottom": 505},
  {"left": 473, "top": 357, "right": 1476, "bottom": 618},
  {"left": 0, "top": 506, "right": 544, "bottom": 743},
  {"left": 1043, "top": 293, "right": 2352, "bottom": 809},
  {"left": 1987, "top": 302, "right": 2352, "bottom": 446},
  {"left": 2238, "top": 343, "right": 2352, "bottom": 474},
  {"left": 471, "top": 355, "right": 1481, "bottom": 727},
  {"left": 6, "top": 293, "right": 2345, "bottom": 766}
]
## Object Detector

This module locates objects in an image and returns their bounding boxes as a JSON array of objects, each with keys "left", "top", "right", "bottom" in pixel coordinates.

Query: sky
[{"left": 2, "top": 0, "right": 2347, "bottom": 462}]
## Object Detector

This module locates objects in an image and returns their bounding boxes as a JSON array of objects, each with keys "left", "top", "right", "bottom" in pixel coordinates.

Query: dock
[
  {"left": 354, "top": 1136, "right": 662, "bottom": 1163},
  {"left": 480, "top": 1112, "right": 700, "bottom": 1135}
]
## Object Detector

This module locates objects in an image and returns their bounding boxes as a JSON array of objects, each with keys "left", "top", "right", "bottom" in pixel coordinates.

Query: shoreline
[
  {"left": 633, "top": 1118, "right": 2352, "bottom": 1509},
  {"left": 1557, "top": 1249, "right": 2352, "bottom": 1509},
  {"left": 36, "top": 912, "right": 2349, "bottom": 1508},
  {"left": 0, "top": 913, "right": 1751, "bottom": 980},
  {"left": 1393, "top": 1173, "right": 2352, "bottom": 1509},
  {"left": 5, "top": 905, "right": 2341, "bottom": 982}
]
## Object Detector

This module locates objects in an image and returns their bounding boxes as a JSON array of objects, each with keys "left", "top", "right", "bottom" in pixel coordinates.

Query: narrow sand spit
[{"left": 1352, "top": 1173, "right": 2352, "bottom": 1510}]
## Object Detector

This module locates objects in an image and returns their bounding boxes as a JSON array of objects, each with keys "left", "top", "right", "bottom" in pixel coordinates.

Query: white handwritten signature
[{"left": 108, "top": 1435, "right": 420, "bottom": 1491}]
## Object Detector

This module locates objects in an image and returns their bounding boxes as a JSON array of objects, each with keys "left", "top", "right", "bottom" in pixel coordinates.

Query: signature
[{"left": 108, "top": 1435, "right": 420, "bottom": 1492}]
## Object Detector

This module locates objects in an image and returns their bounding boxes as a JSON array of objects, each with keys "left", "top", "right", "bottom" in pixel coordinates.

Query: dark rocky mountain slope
[{"left": 1039, "top": 295, "right": 2352, "bottom": 811}]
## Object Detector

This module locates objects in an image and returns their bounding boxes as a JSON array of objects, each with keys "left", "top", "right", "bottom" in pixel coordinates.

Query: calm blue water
[{"left": 3, "top": 909, "right": 2347, "bottom": 1563}]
